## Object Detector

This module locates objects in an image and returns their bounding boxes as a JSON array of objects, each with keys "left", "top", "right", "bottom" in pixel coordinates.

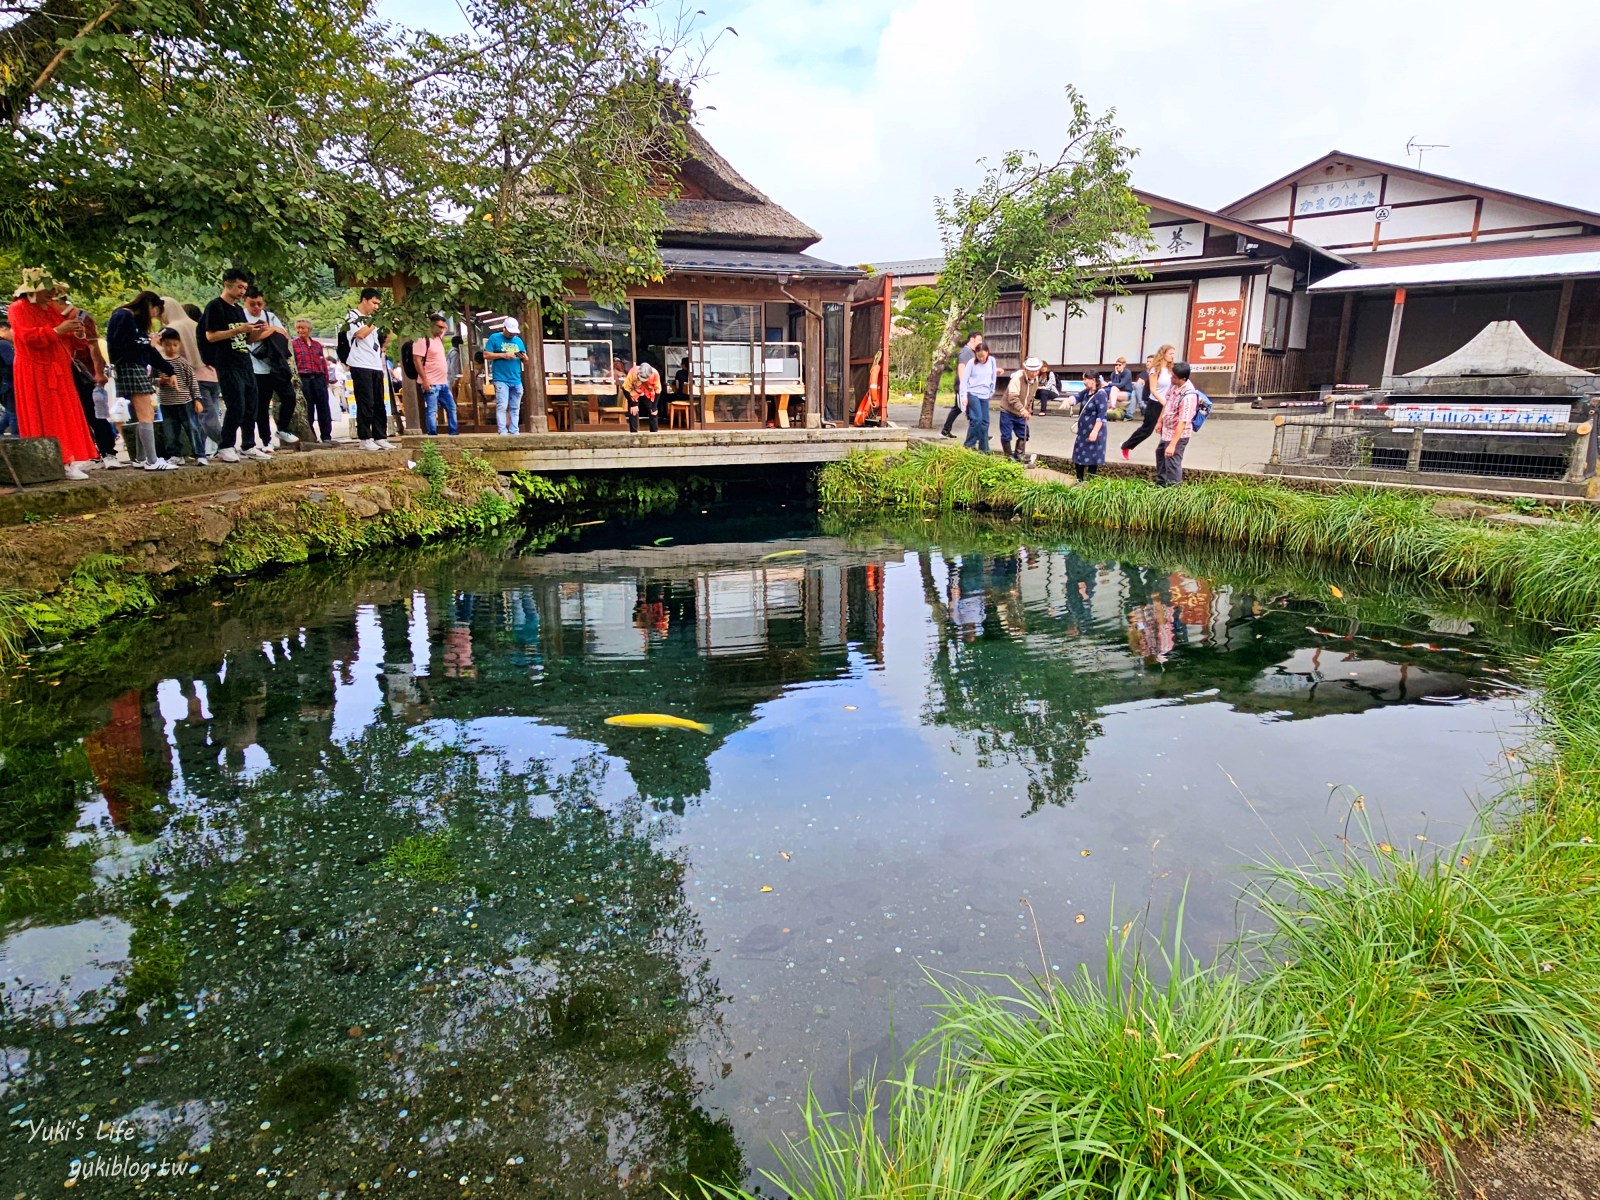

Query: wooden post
[
  {"left": 1381, "top": 287, "right": 1407, "bottom": 383},
  {"left": 1553, "top": 279, "right": 1576, "bottom": 362},
  {"left": 526, "top": 306, "right": 549, "bottom": 432},
  {"left": 804, "top": 298, "right": 823, "bottom": 427},
  {"left": 1333, "top": 293, "right": 1354, "bottom": 384},
  {"left": 1406, "top": 425, "right": 1425, "bottom": 472}
]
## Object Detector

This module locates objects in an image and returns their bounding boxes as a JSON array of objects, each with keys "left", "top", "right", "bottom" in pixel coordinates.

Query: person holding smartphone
[{"left": 199, "top": 266, "right": 269, "bottom": 462}]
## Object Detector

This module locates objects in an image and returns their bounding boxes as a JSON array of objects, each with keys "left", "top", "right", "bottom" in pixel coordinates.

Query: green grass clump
[
  {"left": 263, "top": 1058, "right": 360, "bottom": 1128},
  {"left": 0, "top": 844, "right": 97, "bottom": 923},
  {"left": 379, "top": 830, "right": 457, "bottom": 883},
  {"left": 123, "top": 913, "right": 187, "bottom": 1006}
]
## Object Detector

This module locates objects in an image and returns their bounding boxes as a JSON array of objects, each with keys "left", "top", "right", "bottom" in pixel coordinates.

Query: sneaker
[
  {"left": 217, "top": 447, "right": 241, "bottom": 463},
  {"left": 63, "top": 463, "right": 90, "bottom": 481},
  {"left": 940, "top": 431, "right": 956, "bottom": 439},
  {"left": 195, "top": 456, "right": 209, "bottom": 466},
  {"left": 244, "top": 446, "right": 271, "bottom": 461},
  {"left": 360, "top": 438, "right": 381, "bottom": 451},
  {"left": 268, "top": 435, "right": 281, "bottom": 451},
  {"left": 1120, "top": 448, "right": 1130, "bottom": 460},
  {"left": 144, "top": 458, "right": 178, "bottom": 472},
  {"left": 278, "top": 431, "right": 300, "bottom": 445},
  {"left": 376, "top": 438, "right": 398, "bottom": 451},
  {"left": 99, "top": 454, "right": 126, "bottom": 470}
]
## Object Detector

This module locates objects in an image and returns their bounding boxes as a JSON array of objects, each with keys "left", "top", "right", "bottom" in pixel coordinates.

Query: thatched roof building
[{"left": 660, "top": 127, "right": 822, "bottom": 254}]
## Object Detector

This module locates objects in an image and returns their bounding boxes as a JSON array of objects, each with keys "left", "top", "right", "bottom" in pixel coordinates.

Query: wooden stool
[
  {"left": 597, "top": 402, "right": 627, "bottom": 426},
  {"left": 549, "top": 405, "right": 570, "bottom": 432},
  {"left": 668, "top": 401, "right": 691, "bottom": 429}
]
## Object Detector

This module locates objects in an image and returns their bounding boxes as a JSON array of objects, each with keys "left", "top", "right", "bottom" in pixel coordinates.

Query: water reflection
[{"left": 0, "top": 516, "right": 1537, "bottom": 1193}]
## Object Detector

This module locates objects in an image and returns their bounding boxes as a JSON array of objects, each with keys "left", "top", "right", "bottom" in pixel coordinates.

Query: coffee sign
[{"left": 1187, "top": 298, "right": 1242, "bottom": 370}]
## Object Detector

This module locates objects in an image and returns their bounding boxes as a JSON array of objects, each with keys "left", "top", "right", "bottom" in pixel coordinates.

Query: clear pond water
[{"left": 0, "top": 506, "right": 1540, "bottom": 1196}]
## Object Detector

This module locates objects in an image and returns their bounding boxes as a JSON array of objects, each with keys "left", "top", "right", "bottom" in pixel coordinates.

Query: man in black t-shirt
[{"left": 200, "top": 267, "right": 268, "bottom": 462}]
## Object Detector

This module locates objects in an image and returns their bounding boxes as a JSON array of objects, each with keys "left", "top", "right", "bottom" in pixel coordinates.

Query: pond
[{"left": 0, "top": 504, "right": 1541, "bottom": 1196}]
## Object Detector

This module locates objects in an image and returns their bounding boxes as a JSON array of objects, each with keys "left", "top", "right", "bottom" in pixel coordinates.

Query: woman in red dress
[{"left": 9, "top": 270, "right": 98, "bottom": 479}]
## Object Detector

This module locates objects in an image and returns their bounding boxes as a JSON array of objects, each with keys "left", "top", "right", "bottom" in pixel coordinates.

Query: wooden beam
[
  {"left": 1333, "top": 292, "right": 1354, "bottom": 384},
  {"left": 1553, "top": 278, "right": 1576, "bottom": 361},
  {"left": 1381, "top": 288, "right": 1407, "bottom": 383}
]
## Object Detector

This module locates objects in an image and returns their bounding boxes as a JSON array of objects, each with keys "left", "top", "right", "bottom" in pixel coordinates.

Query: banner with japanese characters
[{"left": 1187, "top": 298, "right": 1242, "bottom": 370}]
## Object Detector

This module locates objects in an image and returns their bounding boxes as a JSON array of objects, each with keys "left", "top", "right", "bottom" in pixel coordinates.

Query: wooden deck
[{"left": 403, "top": 427, "right": 911, "bottom": 473}]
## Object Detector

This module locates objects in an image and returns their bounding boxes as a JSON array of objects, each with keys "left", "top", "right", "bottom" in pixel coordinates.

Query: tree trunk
[{"left": 916, "top": 301, "right": 968, "bottom": 429}]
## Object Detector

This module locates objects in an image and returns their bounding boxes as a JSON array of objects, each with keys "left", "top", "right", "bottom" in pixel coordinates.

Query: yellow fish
[
  {"left": 759, "top": 549, "right": 808, "bottom": 561},
  {"left": 604, "top": 713, "right": 712, "bottom": 734}
]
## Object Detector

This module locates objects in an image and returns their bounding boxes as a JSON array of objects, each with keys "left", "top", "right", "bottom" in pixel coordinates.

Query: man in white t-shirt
[{"left": 343, "top": 288, "right": 393, "bottom": 450}]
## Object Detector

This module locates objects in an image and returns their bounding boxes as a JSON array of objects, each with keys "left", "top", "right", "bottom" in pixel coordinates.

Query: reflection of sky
[{"left": 28, "top": 529, "right": 1535, "bottom": 1185}]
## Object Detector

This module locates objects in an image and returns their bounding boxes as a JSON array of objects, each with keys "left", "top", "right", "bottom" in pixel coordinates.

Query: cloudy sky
[{"left": 383, "top": 0, "right": 1597, "bottom": 265}]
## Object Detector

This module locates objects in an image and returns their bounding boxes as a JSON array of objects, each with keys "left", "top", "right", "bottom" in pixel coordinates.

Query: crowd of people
[
  {"left": 943, "top": 335, "right": 1206, "bottom": 487},
  {"left": 0, "top": 268, "right": 488, "bottom": 481}
]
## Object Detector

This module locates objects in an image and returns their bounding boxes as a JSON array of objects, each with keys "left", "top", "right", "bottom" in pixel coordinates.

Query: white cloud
[{"left": 694, "top": 0, "right": 1600, "bottom": 263}]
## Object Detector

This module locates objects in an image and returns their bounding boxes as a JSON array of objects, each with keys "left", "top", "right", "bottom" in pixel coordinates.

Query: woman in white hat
[{"left": 7, "top": 269, "right": 99, "bottom": 479}]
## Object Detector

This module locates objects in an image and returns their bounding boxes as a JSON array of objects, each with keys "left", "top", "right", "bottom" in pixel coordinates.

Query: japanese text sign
[{"left": 1187, "top": 298, "right": 1242, "bottom": 370}]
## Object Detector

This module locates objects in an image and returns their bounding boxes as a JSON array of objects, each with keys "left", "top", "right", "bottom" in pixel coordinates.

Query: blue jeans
[
  {"left": 494, "top": 381, "right": 523, "bottom": 435},
  {"left": 0, "top": 396, "right": 15, "bottom": 437},
  {"left": 196, "top": 380, "right": 223, "bottom": 448},
  {"left": 423, "top": 384, "right": 458, "bottom": 435},
  {"left": 963, "top": 393, "right": 991, "bottom": 453}
]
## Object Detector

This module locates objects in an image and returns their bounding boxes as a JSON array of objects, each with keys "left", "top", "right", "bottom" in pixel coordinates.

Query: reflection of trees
[{"left": 2, "top": 716, "right": 738, "bottom": 1197}]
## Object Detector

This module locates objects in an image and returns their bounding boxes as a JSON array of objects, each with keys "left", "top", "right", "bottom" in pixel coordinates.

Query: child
[{"left": 155, "top": 327, "right": 208, "bottom": 465}]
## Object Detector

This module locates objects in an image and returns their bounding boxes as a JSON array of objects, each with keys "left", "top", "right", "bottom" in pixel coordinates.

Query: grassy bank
[{"left": 715, "top": 446, "right": 1600, "bottom": 1198}]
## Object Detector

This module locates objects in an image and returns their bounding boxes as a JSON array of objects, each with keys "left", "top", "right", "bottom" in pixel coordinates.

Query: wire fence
[{"left": 1271, "top": 412, "right": 1595, "bottom": 484}]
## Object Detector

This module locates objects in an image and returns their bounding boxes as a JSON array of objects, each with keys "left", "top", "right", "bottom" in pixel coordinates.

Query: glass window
[
  {"left": 565, "top": 301, "right": 631, "bottom": 383},
  {"left": 1263, "top": 291, "right": 1292, "bottom": 353}
]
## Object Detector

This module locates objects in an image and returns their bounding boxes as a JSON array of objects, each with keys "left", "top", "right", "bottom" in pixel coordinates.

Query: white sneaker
[
  {"left": 99, "top": 454, "right": 126, "bottom": 470},
  {"left": 63, "top": 464, "right": 90, "bottom": 481},
  {"left": 360, "top": 438, "right": 381, "bottom": 451},
  {"left": 195, "top": 456, "right": 209, "bottom": 466},
  {"left": 144, "top": 458, "right": 178, "bottom": 472},
  {"left": 268, "top": 435, "right": 281, "bottom": 451},
  {"left": 217, "top": 447, "right": 241, "bottom": 463},
  {"left": 278, "top": 431, "right": 300, "bottom": 445},
  {"left": 376, "top": 438, "right": 398, "bottom": 451},
  {"left": 244, "top": 446, "right": 271, "bottom": 461}
]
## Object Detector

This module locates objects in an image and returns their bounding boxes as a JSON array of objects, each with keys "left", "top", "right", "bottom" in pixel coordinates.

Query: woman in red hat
[{"left": 9, "top": 269, "right": 98, "bottom": 478}]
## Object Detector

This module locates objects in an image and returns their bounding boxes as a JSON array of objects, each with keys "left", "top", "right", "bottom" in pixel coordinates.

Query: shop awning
[{"left": 1308, "top": 250, "right": 1600, "bottom": 292}]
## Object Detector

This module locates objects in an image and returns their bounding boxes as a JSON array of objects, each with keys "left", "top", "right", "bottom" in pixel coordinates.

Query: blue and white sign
[{"left": 1388, "top": 401, "right": 1570, "bottom": 428}]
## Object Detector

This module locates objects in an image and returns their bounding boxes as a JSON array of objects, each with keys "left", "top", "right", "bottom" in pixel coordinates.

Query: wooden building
[
  {"left": 1223, "top": 151, "right": 1600, "bottom": 385},
  {"left": 453, "top": 130, "right": 889, "bottom": 433},
  {"left": 978, "top": 154, "right": 1600, "bottom": 401}
]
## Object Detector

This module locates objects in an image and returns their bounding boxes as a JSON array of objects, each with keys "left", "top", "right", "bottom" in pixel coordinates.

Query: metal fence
[{"left": 1270, "top": 406, "right": 1600, "bottom": 490}]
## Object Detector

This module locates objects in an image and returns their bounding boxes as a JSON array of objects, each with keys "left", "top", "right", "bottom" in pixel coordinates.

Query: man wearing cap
[
  {"left": 411, "top": 313, "right": 458, "bottom": 436},
  {"left": 483, "top": 318, "right": 527, "bottom": 435},
  {"left": 1000, "top": 357, "right": 1046, "bottom": 463},
  {"left": 343, "top": 287, "right": 393, "bottom": 450},
  {"left": 620, "top": 362, "right": 661, "bottom": 433}
]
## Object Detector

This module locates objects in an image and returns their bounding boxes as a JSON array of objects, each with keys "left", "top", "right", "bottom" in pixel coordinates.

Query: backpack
[
  {"left": 336, "top": 312, "right": 355, "bottom": 364},
  {"left": 1190, "top": 389, "right": 1214, "bottom": 432},
  {"left": 400, "top": 339, "right": 419, "bottom": 381}
]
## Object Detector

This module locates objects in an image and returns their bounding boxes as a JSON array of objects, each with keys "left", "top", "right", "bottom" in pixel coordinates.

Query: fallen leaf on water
[
  {"left": 212, "top": 601, "right": 225, "bottom": 607},
  {"left": 759, "top": 886, "right": 773, "bottom": 893},
  {"left": 1459, "top": 855, "right": 1473, "bottom": 867},
  {"left": 843, "top": 705, "right": 857, "bottom": 711},
  {"left": 1415, "top": 834, "right": 1427, "bottom": 842},
  {"left": 1080, "top": 849, "right": 1092, "bottom": 858},
  {"left": 1074, "top": 914, "right": 1086, "bottom": 924},
  {"left": 1329, "top": 585, "right": 1344, "bottom": 599},
  {"left": 1377, "top": 842, "right": 1394, "bottom": 853},
  {"left": 1120, "top": 920, "right": 1134, "bottom": 939},
  {"left": 779, "top": 851, "right": 791, "bottom": 861}
]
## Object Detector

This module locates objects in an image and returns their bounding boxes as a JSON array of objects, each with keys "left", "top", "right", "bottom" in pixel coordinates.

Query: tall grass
[
  {"left": 712, "top": 448, "right": 1600, "bottom": 1199},
  {"left": 819, "top": 444, "right": 1600, "bottom": 625}
]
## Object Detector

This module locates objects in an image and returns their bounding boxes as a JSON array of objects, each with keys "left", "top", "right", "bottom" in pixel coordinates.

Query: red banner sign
[{"left": 1188, "top": 298, "right": 1242, "bottom": 370}]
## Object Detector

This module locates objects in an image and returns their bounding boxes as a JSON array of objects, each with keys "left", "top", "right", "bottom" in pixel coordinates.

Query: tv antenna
[{"left": 1405, "top": 136, "right": 1448, "bottom": 169}]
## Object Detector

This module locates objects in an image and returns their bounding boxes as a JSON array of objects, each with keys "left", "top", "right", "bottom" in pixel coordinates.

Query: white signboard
[
  {"left": 1143, "top": 222, "right": 1205, "bottom": 260},
  {"left": 1360, "top": 401, "right": 1572, "bottom": 428}
]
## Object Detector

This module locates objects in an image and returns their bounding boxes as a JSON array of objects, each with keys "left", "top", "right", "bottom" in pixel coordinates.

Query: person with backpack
[
  {"left": 340, "top": 287, "right": 392, "bottom": 450},
  {"left": 1155, "top": 360, "right": 1200, "bottom": 486},
  {"left": 243, "top": 287, "right": 297, "bottom": 451},
  {"left": 407, "top": 313, "right": 458, "bottom": 436}
]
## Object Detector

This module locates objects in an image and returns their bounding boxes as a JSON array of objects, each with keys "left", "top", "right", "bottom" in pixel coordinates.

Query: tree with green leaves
[{"left": 914, "top": 87, "right": 1149, "bottom": 429}]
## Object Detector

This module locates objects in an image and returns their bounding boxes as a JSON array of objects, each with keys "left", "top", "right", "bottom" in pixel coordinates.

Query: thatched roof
[{"left": 660, "top": 126, "right": 820, "bottom": 254}]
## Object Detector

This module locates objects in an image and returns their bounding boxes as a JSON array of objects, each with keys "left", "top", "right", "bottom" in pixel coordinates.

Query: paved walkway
[{"left": 885, "top": 402, "right": 1277, "bottom": 474}]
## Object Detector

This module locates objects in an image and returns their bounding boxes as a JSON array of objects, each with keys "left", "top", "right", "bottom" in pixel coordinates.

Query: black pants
[
  {"left": 1121, "top": 399, "right": 1163, "bottom": 455},
  {"left": 941, "top": 401, "right": 962, "bottom": 436},
  {"left": 217, "top": 366, "right": 259, "bottom": 451},
  {"left": 1156, "top": 438, "right": 1190, "bottom": 486},
  {"left": 72, "top": 367, "right": 117, "bottom": 457},
  {"left": 350, "top": 367, "right": 387, "bottom": 441},
  {"left": 300, "top": 374, "right": 332, "bottom": 441},
  {"left": 1074, "top": 462, "right": 1099, "bottom": 481},
  {"left": 626, "top": 394, "right": 661, "bottom": 433},
  {"left": 1034, "top": 387, "right": 1059, "bottom": 415},
  {"left": 254, "top": 370, "right": 295, "bottom": 443}
]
